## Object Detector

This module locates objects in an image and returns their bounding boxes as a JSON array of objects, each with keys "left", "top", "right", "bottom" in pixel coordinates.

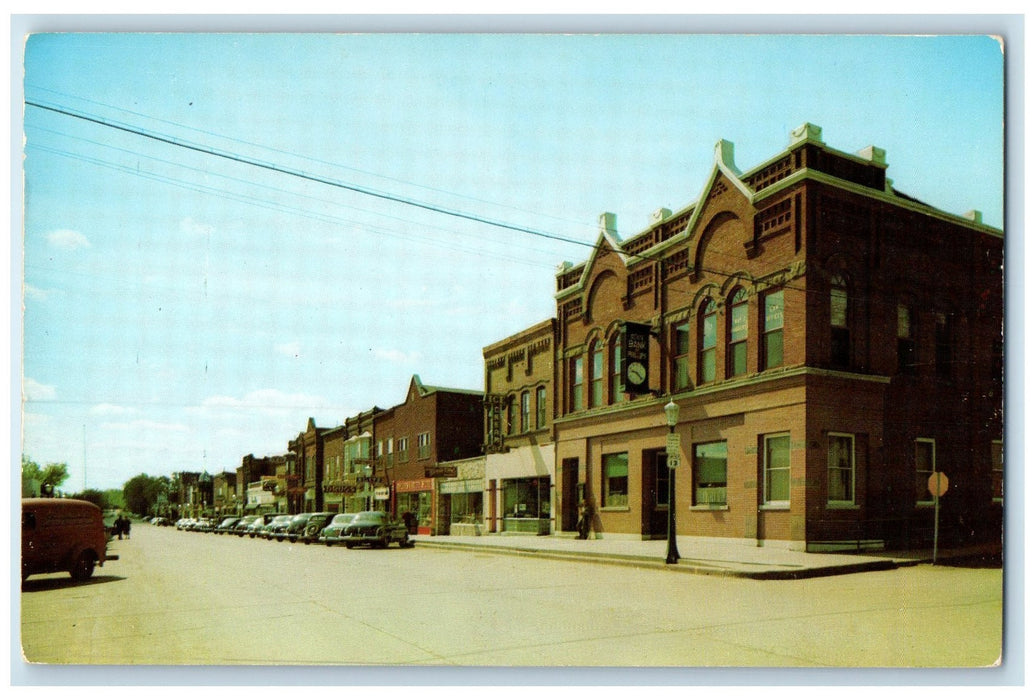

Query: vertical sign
[{"left": 622, "top": 322, "right": 652, "bottom": 394}]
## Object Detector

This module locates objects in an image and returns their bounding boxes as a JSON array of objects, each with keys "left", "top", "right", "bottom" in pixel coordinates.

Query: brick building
[
  {"left": 321, "top": 407, "right": 381, "bottom": 514},
  {"left": 483, "top": 318, "right": 557, "bottom": 534},
  {"left": 288, "top": 418, "right": 328, "bottom": 513},
  {"left": 373, "top": 375, "right": 484, "bottom": 534},
  {"left": 551, "top": 123, "right": 1002, "bottom": 551}
]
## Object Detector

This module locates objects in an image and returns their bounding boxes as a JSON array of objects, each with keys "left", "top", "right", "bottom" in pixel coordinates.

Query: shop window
[
  {"left": 698, "top": 299, "right": 717, "bottom": 384},
  {"left": 520, "top": 391, "right": 531, "bottom": 433},
  {"left": 763, "top": 434, "right": 790, "bottom": 505},
  {"left": 992, "top": 440, "right": 1003, "bottom": 502},
  {"left": 727, "top": 288, "right": 748, "bottom": 377},
  {"left": 590, "top": 341, "right": 604, "bottom": 408},
  {"left": 503, "top": 478, "right": 551, "bottom": 520},
  {"left": 827, "top": 433, "right": 854, "bottom": 504},
  {"left": 830, "top": 276, "right": 849, "bottom": 368},
  {"left": 915, "top": 438, "right": 936, "bottom": 504},
  {"left": 536, "top": 385, "right": 547, "bottom": 428},
  {"left": 898, "top": 304, "right": 916, "bottom": 375},
  {"left": 935, "top": 313, "right": 952, "bottom": 379},
  {"left": 673, "top": 322, "right": 690, "bottom": 391},
  {"left": 603, "top": 452, "right": 629, "bottom": 507},
  {"left": 694, "top": 441, "right": 727, "bottom": 506},
  {"left": 763, "top": 290, "right": 784, "bottom": 370},
  {"left": 570, "top": 356, "right": 584, "bottom": 412},
  {"left": 417, "top": 432, "right": 431, "bottom": 460}
]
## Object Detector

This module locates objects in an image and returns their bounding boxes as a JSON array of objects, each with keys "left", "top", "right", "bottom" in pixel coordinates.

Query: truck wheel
[{"left": 70, "top": 552, "right": 95, "bottom": 581}]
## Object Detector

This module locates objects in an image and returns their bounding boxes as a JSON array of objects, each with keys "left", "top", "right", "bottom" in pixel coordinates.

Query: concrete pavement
[{"left": 411, "top": 532, "right": 1002, "bottom": 578}]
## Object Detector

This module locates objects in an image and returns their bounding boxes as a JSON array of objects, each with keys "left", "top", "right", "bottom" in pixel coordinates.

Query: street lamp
[{"left": 664, "top": 399, "right": 681, "bottom": 564}]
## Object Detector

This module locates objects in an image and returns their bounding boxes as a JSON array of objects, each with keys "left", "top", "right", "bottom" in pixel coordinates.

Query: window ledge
[
  {"left": 826, "top": 503, "right": 860, "bottom": 510},
  {"left": 759, "top": 504, "right": 790, "bottom": 511},
  {"left": 690, "top": 505, "right": 729, "bottom": 512},
  {"left": 600, "top": 506, "right": 631, "bottom": 513}
]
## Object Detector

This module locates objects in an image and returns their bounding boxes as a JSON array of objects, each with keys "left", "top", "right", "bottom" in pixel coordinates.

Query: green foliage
[
  {"left": 70, "top": 488, "right": 108, "bottom": 509},
  {"left": 122, "top": 473, "right": 169, "bottom": 516},
  {"left": 21, "top": 455, "right": 70, "bottom": 497}
]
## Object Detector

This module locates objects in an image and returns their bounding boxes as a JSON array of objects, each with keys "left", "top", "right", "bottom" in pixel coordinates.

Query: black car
[
  {"left": 342, "top": 511, "right": 413, "bottom": 549},
  {"left": 244, "top": 514, "right": 277, "bottom": 537},
  {"left": 263, "top": 514, "right": 294, "bottom": 540},
  {"left": 231, "top": 515, "right": 259, "bottom": 535},
  {"left": 318, "top": 513, "right": 358, "bottom": 546},
  {"left": 214, "top": 516, "right": 242, "bottom": 534},
  {"left": 281, "top": 513, "right": 316, "bottom": 542},
  {"left": 299, "top": 512, "right": 337, "bottom": 544}
]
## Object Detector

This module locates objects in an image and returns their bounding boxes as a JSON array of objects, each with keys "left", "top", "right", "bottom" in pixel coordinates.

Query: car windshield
[
  {"left": 352, "top": 512, "right": 386, "bottom": 524},
  {"left": 272, "top": 516, "right": 292, "bottom": 525},
  {"left": 331, "top": 514, "right": 355, "bottom": 525}
]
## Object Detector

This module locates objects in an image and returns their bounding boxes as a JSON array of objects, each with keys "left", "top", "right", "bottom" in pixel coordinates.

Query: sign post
[{"left": 928, "top": 471, "right": 949, "bottom": 564}]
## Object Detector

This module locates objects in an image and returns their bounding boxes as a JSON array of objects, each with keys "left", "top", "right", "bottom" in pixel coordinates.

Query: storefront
[
  {"left": 485, "top": 442, "right": 555, "bottom": 535},
  {"left": 395, "top": 477, "right": 435, "bottom": 535},
  {"left": 436, "top": 456, "right": 486, "bottom": 536}
]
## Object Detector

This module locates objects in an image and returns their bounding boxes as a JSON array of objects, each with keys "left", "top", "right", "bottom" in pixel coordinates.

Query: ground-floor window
[
  {"left": 502, "top": 477, "right": 550, "bottom": 519},
  {"left": 603, "top": 452, "right": 629, "bottom": 507},
  {"left": 827, "top": 433, "right": 855, "bottom": 505},
  {"left": 693, "top": 441, "right": 727, "bottom": 505},
  {"left": 763, "top": 434, "right": 790, "bottom": 505},
  {"left": 448, "top": 491, "right": 483, "bottom": 523},
  {"left": 397, "top": 491, "right": 432, "bottom": 531}
]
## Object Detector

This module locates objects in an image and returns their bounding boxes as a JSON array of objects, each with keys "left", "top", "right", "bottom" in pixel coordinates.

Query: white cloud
[
  {"left": 45, "top": 229, "right": 90, "bottom": 251},
  {"left": 180, "top": 216, "right": 215, "bottom": 237},
  {"left": 275, "top": 341, "right": 302, "bottom": 358},
  {"left": 374, "top": 348, "right": 421, "bottom": 365},
  {"left": 89, "top": 403, "right": 136, "bottom": 417},
  {"left": 22, "top": 378, "right": 56, "bottom": 401},
  {"left": 23, "top": 284, "right": 52, "bottom": 302}
]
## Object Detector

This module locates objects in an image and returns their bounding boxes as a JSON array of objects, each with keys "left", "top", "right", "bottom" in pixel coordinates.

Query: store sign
[
  {"left": 426, "top": 465, "right": 458, "bottom": 478},
  {"left": 373, "top": 487, "right": 390, "bottom": 501},
  {"left": 621, "top": 321, "right": 652, "bottom": 394},
  {"left": 485, "top": 394, "right": 507, "bottom": 453}
]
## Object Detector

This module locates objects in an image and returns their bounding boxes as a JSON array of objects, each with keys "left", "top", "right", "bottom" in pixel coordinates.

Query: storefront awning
[{"left": 486, "top": 442, "right": 555, "bottom": 480}]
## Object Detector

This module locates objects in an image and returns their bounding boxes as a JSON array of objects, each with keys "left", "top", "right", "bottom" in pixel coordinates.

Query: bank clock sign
[{"left": 621, "top": 321, "right": 652, "bottom": 394}]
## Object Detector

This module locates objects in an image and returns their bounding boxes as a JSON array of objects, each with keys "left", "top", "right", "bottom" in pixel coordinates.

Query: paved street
[{"left": 19, "top": 522, "right": 1002, "bottom": 669}]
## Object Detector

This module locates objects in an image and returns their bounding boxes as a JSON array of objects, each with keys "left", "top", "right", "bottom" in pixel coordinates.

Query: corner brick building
[{"left": 550, "top": 123, "right": 1002, "bottom": 551}]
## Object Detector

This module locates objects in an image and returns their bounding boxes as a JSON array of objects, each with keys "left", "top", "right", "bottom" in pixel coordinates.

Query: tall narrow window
[
  {"left": 992, "top": 440, "right": 1003, "bottom": 503},
  {"left": 698, "top": 299, "right": 717, "bottom": 384},
  {"left": 915, "top": 438, "right": 936, "bottom": 504},
  {"left": 570, "top": 356, "right": 584, "bottom": 412},
  {"left": 694, "top": 441, "right": 728, "bottom": 506},
  {"left": 763, "top": 434, "right": 790, "bottom": 505},
  {"left": 827, "top": 433, "right": 854, "bottom": 504},
  {"left": 520, "top": 391, "right": 531, "bottom": 433},
  {"left": 590, "top": 341, "right": 604, "bottom": 408},
  {"left": 673, "top": 322, "right": 690, "bottom": 391},
  {"left": 935, "top": 312, "right": 952, "bottom": 379},
  {"left": 610, "top": 340, "right": 624, "bottom": 404},
  {"left": 535, "top": 386, "right": 547, "bottom": 428},
  {"left": 727, "top": 288, "right": 748, "bottom": 377},
  {"left": 603, "top": 452, "right": 629, "bottom": 507},
  {"left": 898, "top": 304, "right": 916, "bottom": 375},
  {"left": 417, "top": 432, "right": 431, "bottom": 459},
  {"left": 763, "top": 290, "right": 784, "bottom": 370},
  {"left": 830, "top": 276, "right": 849, "bottom": 368}
]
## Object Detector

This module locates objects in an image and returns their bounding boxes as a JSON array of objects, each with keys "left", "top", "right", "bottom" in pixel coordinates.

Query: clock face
[{"left": 627, "top": 361, "right": 647, "bottom": 385}]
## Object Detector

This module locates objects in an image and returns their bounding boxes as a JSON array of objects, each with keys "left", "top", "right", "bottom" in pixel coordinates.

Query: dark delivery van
[{"left": 22, "top": 498, "right": 119, "bottom": 582}]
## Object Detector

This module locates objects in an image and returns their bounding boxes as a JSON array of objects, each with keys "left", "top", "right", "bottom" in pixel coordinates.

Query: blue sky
[{"left": 18, "top": 32, "right": 1005, "bottom": 492}]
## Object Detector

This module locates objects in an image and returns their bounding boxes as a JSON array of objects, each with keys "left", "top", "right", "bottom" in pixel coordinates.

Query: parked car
[
  {"left": 191, "top": 517, "right": 215, "bottom": 533},
  {"left": 150, "top": 517, "right": 171, "bottom": 527},
  {"left": 342, "top": 511, "right": 413, "bottom": 549},
  {"left": 176, "top": 518, "right": 196, "bottom": 531},
  {"left": 263, "top": 514, "right": 294, "bottom": 540},
  {"left": 245, "top": 514, "right": 278, "bottom": 538},
  {"left": 231, "top": 515, "right": 259, "bottom": 535},
  {"left": 282, "top": 513, "right": 317, "bottom": 542},
  {"left": 318, "top": 513, "right": 357, "bottom": 546},
  {"left": 214, "top": 516, "right": 242, "bottom": 534},
  {"left": 299, "top": 512, "right": 337, "bottom": 544},
  {"left": 22, "top": 498, "right": 119, "bottom": 581}
]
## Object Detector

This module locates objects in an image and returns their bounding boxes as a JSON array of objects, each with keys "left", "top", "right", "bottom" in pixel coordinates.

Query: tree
[
  {"left": 122, "top": 474, "right": 169, "bottom": 516},
  {"left": 70, "top": 488, "right": 108, "bottom": 510},
  {"left": 21, "top": 455, "right": 70, "bottom": 497}
]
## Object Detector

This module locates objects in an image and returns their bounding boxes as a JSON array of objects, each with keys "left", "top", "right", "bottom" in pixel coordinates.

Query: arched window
[
  {"left": 698, "top": 298, "right": 717, "bottom": 384},
  {"left": 535, "top": 385, "right": 547, "bottom": 428},
  {"left": 727, "top": 288, "right": 748, "bottom": 377},
  {"left": 569, "top": 356, "right": 584, "bottom": 412},
  {"left": 520, "top": 391, "right": 531, "bottom": 433},
  {"left": 609, "top": 337, "right": 624, "bottom": 404},
  {"left": 590, "top": 341, "right": 604, "bottom": 408},
  {"left": 830, "top": 275, "right": 849, "bottom": 368},
  {"left": 672, "top": 321, "right": 690, "bottom": 391}
]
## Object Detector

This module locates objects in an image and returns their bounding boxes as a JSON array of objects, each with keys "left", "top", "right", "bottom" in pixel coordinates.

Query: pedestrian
[
  {"left": 576, "top": 499, "right": 592, "bottom": 540},
  {"left": 123, "top": 517, "right": 131, "bottom": 539}
]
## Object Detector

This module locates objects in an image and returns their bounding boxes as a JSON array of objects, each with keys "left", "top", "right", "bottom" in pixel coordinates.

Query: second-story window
[
  {"left": 610, "top": 339, "right": 624, "bottom": 404},
  {"left": 590, "top": 341, "right": 604, "bottom": 408},
  {"left": 830, "top": 276, "right": 849, "bottom": 368},
  {"left": 417, "top": 432, "right": 431, "bottom": 459},
  {"left": 570, "top": 356, "right": 584, "bottom": 412},
  {"left": 763, "top": 290, "right": 784, "bottom": 370},
  {"left": 673, "top": 322, "right": 690, "bottom": 391},
  {"left": 397, "top": 436, "right": 409, "bottom": 463},
  {"left": 536, "top": 385, "right": 547, "bottom": 428},
  {"left": 698, "top": 299, "right": 717, "bottom": 384},
  {"left": 935, "top": 312, "right": 952, "bottom": 379},
  {"left": 728, "top": 288, "right": 748, "bottom": 377},
  {"left": 520, "top": 391, "right": 531, "bottom": 433},
  {"left": 898, "top": 304, "right": 916, "bottom": 375},
  {"left": 508, "top": 395, "right": 518, "bottom": 434}
]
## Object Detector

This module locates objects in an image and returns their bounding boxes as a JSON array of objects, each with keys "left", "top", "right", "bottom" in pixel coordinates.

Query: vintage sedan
[
  {"left": 299, "top": 512, "right": 337, "bottom": 544},
  {"left": 342, "top": 511, "right": 414, "bottom": 549},
  {"left": 213, "top": 516, "right": 242, "bottom": 534},
  {"left": 263, "top": 514, "right": 294, "bottom": 541},
  {"left": 317, "top": 513, "right": 357, "bottom": 546}
]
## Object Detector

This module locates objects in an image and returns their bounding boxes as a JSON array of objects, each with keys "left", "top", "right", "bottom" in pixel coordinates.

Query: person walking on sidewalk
[{"left": 576, "top": 499, "right": 594, "bottom": 540}]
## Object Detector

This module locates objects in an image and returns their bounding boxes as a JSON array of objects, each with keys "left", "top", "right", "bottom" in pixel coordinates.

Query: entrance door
[
  {"left": 561, "top": 458, "right": 579, "bottom": 532},
  {"left": 642, "top": 450, "right": 669, "bottom": 539}
]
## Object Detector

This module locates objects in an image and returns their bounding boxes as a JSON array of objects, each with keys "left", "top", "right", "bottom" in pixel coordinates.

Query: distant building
[{"left": 548, "top": 123, "right": 1002, "bottom": 550}]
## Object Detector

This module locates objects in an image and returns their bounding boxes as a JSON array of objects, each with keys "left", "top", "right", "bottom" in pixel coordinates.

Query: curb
[{"left": 412, "top": 539, "right": 902, "bottom": 579}]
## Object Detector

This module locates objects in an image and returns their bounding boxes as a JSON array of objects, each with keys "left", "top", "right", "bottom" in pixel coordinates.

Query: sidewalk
[{"left": 411, "top": 532, "right": 1001, "bottom": 579}]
